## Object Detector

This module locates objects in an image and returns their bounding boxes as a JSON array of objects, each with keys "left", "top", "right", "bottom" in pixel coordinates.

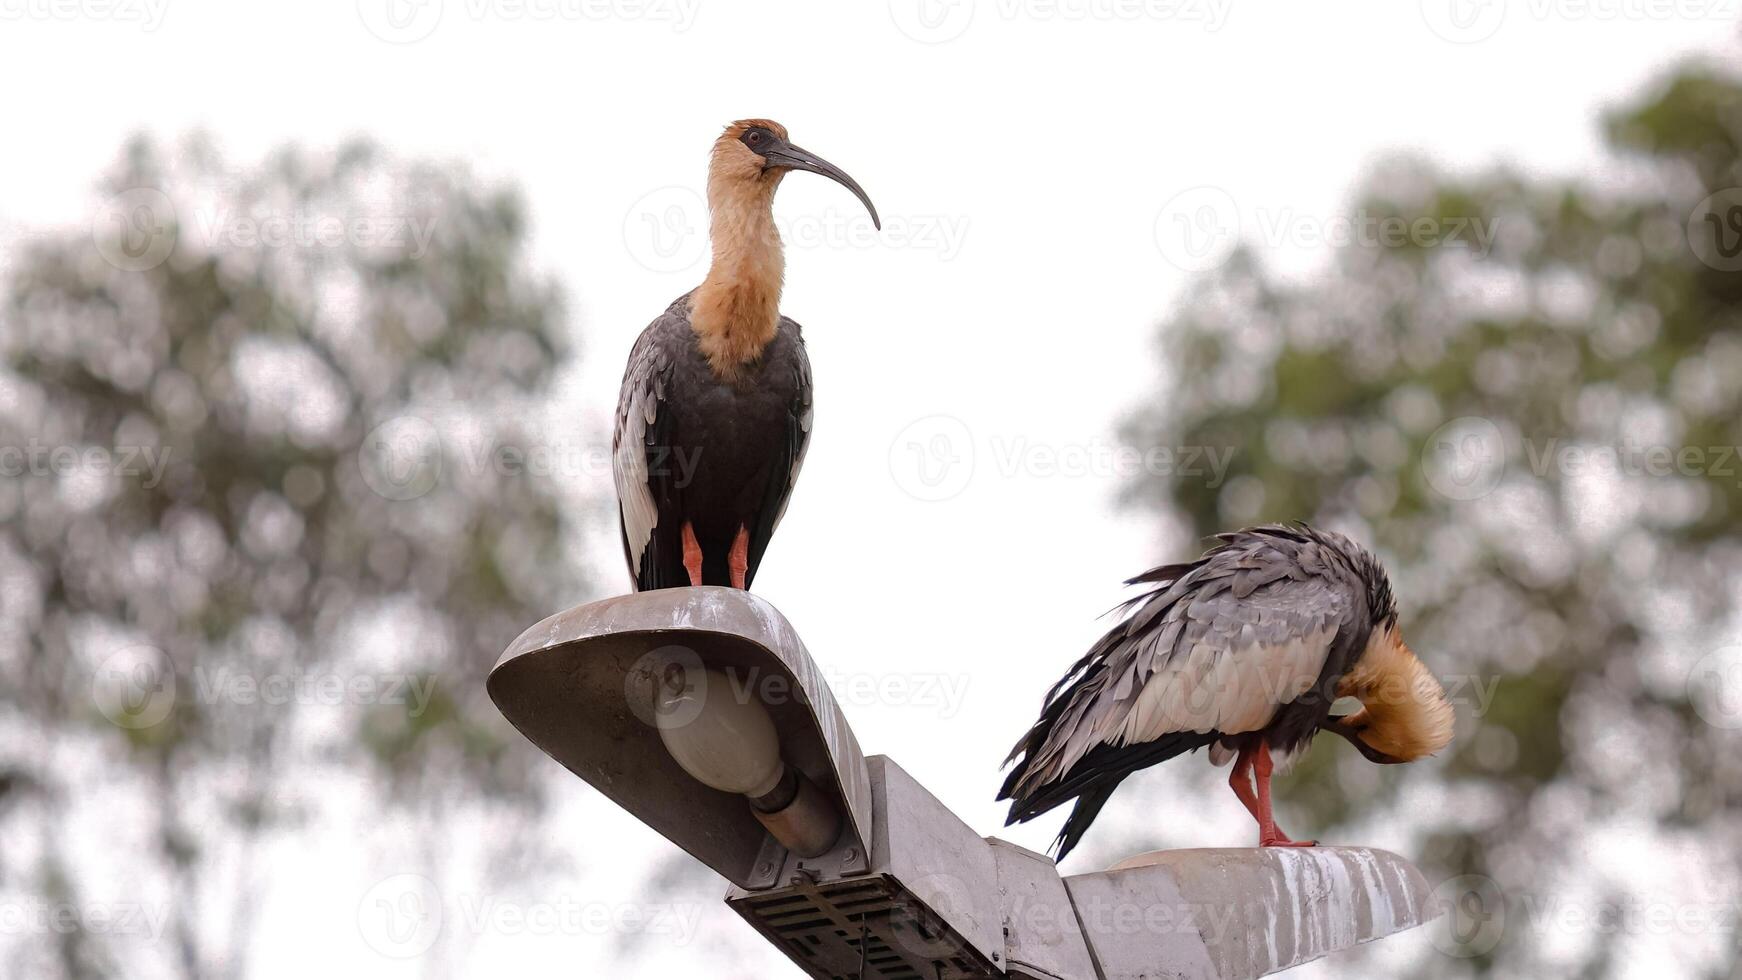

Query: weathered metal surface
[
  {"left": 486, "top": 587, "right": 872, "bottom": 889},
  {"left": 1067, "top": 847, "right": 1441, "bottom": 979},
  {"left": 1062, "top": 853, "right": 1218, "bottom": 979},
  {"left": 872, "top": 757, "right": 1005, "bottom": 971},
  {"left": 987, "top": 838, "right": 1100, "bottom": 980},
  {"left": 726, "top": 755, "right": 1006, "bottom": 979}
]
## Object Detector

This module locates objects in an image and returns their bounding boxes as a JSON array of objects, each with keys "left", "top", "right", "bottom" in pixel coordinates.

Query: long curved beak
[
  {"left": 762, "top": 139, "right": 881, "bottom": 231},
  {"left": 1324, "top": 718, "right": 1406, "bottom": 765}
]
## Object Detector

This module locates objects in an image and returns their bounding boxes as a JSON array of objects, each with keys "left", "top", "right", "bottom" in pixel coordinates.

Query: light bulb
[{"left": 654, "top": 666, "right": 785, "bottom": 798}]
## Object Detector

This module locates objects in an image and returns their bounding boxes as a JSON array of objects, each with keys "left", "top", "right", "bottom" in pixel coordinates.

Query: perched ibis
[
  {"left": 999, "top": 523, "right": 1454, "bottom": 859},
  {"left": 613, "top": 120, "right": 879, "bottom": 591}
]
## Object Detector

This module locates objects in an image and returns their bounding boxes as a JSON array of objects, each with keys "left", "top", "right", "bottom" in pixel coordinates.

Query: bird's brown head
[
  {"left": 709, "top": 119, "right": 880, "bottom": 229},
  {"left": 1329, "top": 623, "right": 1455, "bottom": 765}
]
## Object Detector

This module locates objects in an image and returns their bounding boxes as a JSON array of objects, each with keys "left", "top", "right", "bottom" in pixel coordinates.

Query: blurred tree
[
  {"left": 0, "top": 136, "right": 584, "bottom": 978},
  {"left": 1121, "top": 63, "right": 1742, "bottom": 977}
]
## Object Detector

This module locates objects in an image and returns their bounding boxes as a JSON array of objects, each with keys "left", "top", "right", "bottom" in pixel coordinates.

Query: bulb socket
[
  {"left": 747, "top": 766, "right": 800, "bottom": 814},
  {"left": 750, "top": 769, "right": 843, "bottom": 858}
]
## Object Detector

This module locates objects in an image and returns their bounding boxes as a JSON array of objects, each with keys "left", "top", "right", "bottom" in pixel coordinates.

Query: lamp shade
[{"left": 486, "top": 587, "right": 872, "bottom": 888}]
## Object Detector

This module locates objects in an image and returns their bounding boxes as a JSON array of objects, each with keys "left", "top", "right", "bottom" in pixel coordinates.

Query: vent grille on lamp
[{"left": 729, "top": 874, "right": 1001, "bottom": 979}]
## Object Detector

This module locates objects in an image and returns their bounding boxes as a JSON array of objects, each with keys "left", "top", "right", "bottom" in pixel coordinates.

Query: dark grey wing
[
  {"left": 998, "top": 526, "right": 1369, "bottom": 855},
  {"left": 742, "top": 320, "right": 812, "bottom": 588},
  {"left": 613, "top": 310, "right": 681, "bottom": 591}
]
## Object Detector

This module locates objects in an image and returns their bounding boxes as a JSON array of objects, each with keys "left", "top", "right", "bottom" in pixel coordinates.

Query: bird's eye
[{"left": 747, "top": 131, "right": 762, "bottom": 143}]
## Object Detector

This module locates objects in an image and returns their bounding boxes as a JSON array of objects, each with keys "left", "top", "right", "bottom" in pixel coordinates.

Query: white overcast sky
[{"left": 3, "top": 1, "right": 1738, "bottom": 977}]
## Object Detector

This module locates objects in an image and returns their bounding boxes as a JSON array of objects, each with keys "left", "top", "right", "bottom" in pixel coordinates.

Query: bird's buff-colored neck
[{"left": 691, "top": 162, "right": 786, "bottom": 380}]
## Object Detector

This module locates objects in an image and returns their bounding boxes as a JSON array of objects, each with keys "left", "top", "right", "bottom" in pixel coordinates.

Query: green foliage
[
  {"left": 1123, "top": 63, "right": 1742, "bottom": 977},
  {"left": 0, "top": 135, "right": 583, "bottom": 978}
]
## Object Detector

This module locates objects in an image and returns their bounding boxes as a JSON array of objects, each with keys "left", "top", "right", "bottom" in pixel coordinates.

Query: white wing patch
[
  {"left": 613, "top": 331, "right": 667, "bottom": 576},
  {"left": 613, "top": 418, "right": 656, "bottom": 575},
  {"left": 1115, "top": 626, "right": 1336, "bottom": 746}
]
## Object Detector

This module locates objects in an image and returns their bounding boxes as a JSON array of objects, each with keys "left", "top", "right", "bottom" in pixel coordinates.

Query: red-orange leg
[
  {"left": 1253, "top": 742, "right": 1316, "bottom": 848},
  {"left": 681, "top": 522, "right": 703, "bottom": 587},
  {"left": 1229, "top": 745, "right": 1260, "bottom": 824},
  {"left": 728, "top": 526, "right": 750, "bottom": 590}
]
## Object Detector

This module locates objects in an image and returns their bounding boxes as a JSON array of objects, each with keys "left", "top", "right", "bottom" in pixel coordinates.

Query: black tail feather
[
  {"left": 1001, "top": 732, "right": 1219, "bottom": 860},
  {"left": 1052, "top": 780, "right": 1123, "bottom": 861}
]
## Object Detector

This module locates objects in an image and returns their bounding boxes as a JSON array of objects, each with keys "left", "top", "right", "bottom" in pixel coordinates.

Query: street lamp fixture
[{"left": 488, "top": 587, "right": 1443, "bottom": 979}]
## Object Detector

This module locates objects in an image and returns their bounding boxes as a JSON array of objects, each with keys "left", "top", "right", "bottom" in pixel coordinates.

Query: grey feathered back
[{"left": 998, "top": 523, "right": 1393, "bottom": 849}]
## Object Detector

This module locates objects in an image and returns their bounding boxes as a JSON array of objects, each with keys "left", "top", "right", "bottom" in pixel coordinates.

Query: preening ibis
[
  {"left": 613, "top": 120, "right": 880, "bottom": 591},
  {"left": 999, "top": 524, "right": 1454, "bottom": 859}
]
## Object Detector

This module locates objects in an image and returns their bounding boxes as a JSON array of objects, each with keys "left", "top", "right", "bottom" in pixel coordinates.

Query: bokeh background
[{"left": 2, "top": 3, "right": 1740, "bottom": 977}]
